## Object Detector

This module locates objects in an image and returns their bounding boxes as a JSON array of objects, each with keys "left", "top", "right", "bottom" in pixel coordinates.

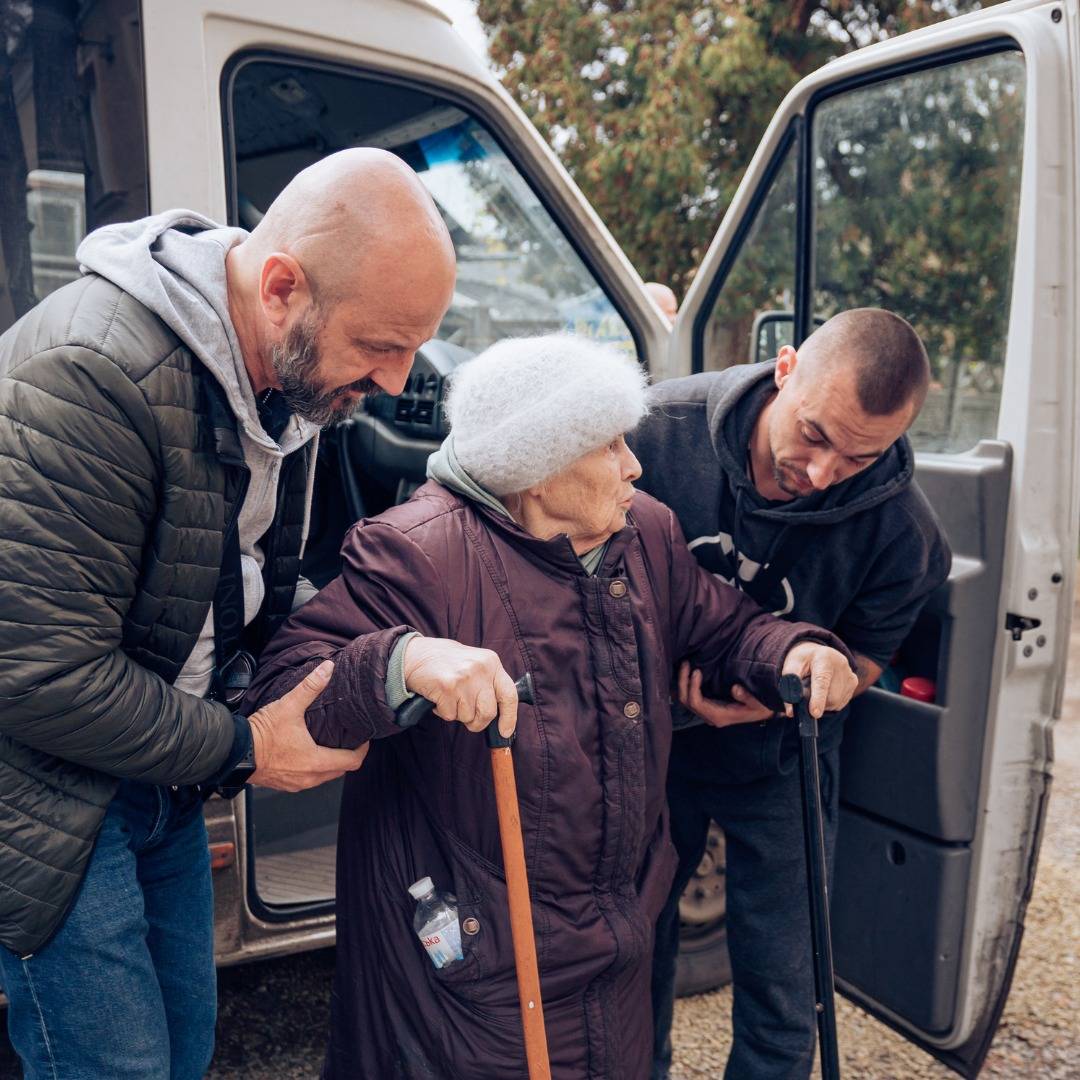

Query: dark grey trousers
[{"left": 651, "top": 724, "right": 841, "bottom": 1080}]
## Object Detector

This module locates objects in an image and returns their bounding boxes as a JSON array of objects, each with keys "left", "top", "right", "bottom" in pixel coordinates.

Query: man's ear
[
  {"left": 259, "top": 253, "right": 311, "bottom": 327},
  {"left": 775, "top": 344, "right": 799, "bottom": 389}
]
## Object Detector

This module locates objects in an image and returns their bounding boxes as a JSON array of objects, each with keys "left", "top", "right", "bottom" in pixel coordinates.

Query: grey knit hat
[{"left": 446, "top": 334, "right": 650, "bottom": 496}]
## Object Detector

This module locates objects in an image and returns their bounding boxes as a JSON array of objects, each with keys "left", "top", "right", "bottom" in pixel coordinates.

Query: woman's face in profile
[{"left": 527, "top": 434, "right": 642, "bottom": 552}]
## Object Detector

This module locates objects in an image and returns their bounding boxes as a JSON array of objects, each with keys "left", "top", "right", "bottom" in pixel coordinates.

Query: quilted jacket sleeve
[
  {"left": 663, "top": 506, "right": 855, "bottom": 713},
  {"left": 0, "top": 345, "right": 237, "bottom": 784}
]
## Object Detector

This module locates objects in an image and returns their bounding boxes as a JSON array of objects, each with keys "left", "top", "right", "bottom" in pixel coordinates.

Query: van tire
[
  {"left": 676, "top": 921, "right": 732, "bottom": 997},
  {"left": 675, "top": 823, "right": 732, "bottom": 996}
]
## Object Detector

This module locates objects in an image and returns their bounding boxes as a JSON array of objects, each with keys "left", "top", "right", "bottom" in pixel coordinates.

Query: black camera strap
[{"left": 209, "top": 501, "right": 256, "bottom": 707}]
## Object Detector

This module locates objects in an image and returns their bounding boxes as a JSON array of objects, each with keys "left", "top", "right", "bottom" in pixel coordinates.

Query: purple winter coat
[{"left": 246, "top": 483, "right": 851, "bottom": 1080}]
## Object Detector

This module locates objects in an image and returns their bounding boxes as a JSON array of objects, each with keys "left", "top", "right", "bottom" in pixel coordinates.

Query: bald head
[
  {"left": 245, "top": 147, "right": 455, "bottom": 305},
  {"left": 798, "top": 308, "right": 930, "bottom": 419},
  {"left": 226, "top": 148, "right": 457, "bottom": 415},
  {"left": 644, "top": 281, "right": 678, "bottom": 323}
]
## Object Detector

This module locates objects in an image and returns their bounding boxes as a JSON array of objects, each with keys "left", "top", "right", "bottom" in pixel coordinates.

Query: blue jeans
[
  {"left": 0, "top": 780, "right": 216, "bottom": 1079},
  {"left": 651, "top": 723, "right": 841, "bottom": 1080}
]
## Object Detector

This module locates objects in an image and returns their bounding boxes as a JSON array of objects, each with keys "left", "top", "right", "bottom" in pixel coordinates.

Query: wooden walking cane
[
  {"left": 396, "top": 673, "right": 552, "bottom": 1080},
  {"left": 485, "top": 674, "right": 551, "bottom": 1079}
]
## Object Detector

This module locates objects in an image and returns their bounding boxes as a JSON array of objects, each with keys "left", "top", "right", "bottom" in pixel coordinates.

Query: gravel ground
[
  {"left": 2, "top": 614, "right": 1078, "bottom": 1079},
  {"left": 671, "top": 597, "right": 1080, "bottom": 1079}
]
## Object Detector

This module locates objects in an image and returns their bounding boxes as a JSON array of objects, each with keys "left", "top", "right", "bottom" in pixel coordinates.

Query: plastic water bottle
[{"left": 409, "top": 876, "right": 464, "bottom": 969}]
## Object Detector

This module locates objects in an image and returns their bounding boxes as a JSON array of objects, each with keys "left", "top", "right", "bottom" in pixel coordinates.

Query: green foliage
[
  {"left": 705, "top": 46, "right": 1024, "bottom": 391},
  {"left": 475, "top": 0, "right": 999, "bottom": 295},
  {"left": 810, "top": 52, "right": 1025, "bottom": 372}
]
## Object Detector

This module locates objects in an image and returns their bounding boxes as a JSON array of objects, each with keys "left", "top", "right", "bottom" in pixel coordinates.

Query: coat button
[
  {"left": 609, "top": 580, "right": 627, "bottom": 598},
  {"left": 623, "top": 701, "right": 641, "bottom": 719},
  {"left": 462, "top": 917, "right": 480, "bottom": 935}
]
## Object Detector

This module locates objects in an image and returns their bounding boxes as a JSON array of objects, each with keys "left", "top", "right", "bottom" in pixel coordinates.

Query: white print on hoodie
[{"left": 687, "top": 531, "right": 795, "bottom": 617}]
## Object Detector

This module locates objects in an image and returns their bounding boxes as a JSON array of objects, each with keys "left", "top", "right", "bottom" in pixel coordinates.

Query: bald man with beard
[{"left": 0, "top": 149, "right": 498, "bottom": 1079}]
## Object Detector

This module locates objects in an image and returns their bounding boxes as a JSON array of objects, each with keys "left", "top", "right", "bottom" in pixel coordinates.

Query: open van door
[{"left": 670, "top": 3, "right": 1077, "bottom": 1074}]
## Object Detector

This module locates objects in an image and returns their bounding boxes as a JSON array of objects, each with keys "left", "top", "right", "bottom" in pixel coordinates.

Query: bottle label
[{"left": 419, "top": 916, "right": 464, "bottom": 969}]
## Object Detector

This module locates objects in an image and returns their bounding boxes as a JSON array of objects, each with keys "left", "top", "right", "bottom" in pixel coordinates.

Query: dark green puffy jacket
[{"left": 0, "top": 275, "right": 312, "bottom": 956}]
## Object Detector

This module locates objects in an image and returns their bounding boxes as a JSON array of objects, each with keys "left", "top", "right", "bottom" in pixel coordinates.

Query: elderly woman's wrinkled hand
[
  {"left": 402, "top": 635, "right": 519, "bottom": 738},
  {"left": 780, "top": 642, "right": 859, "bottom": 719}
]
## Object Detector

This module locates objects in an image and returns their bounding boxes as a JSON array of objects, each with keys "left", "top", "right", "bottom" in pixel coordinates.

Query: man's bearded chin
[{"left": 271, "top": 314, "right": 380, "bottom": 426}]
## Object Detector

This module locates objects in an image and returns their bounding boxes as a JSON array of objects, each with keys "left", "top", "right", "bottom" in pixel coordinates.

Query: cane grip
[{"left": 395, "top": 673, "right": 535, "bottom": 741}]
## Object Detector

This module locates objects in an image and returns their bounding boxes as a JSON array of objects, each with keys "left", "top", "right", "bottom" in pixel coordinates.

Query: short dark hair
[{"left": 802, "top": 308, "right": 930, "bottom": 417}]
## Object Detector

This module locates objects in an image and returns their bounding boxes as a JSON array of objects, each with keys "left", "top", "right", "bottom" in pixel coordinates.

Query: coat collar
[{"left": 427, "top": 481, "right": 636, "bottom": 578}]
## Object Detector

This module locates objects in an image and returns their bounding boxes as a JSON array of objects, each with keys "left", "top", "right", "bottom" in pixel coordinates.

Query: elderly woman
[{"left": 245, "top": 335, "right": 857, "bottom": 1080}]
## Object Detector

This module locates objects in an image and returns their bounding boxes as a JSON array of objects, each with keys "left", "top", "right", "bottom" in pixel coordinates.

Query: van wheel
[{"left": 675, "top": 823, "right": 732, "bottom": 996}]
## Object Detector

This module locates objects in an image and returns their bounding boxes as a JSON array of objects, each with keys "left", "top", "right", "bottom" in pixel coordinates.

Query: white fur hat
[{"left": 446, "top": 334, "right": 649, "bottom": 496}]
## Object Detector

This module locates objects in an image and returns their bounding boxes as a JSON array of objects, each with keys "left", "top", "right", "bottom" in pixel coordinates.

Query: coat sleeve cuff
[
  {"left": 735, "top": 624, "right": 856, "bottom": 713},
  {"left": 200, "top": 713, "right": 253, "bottom": 787},
  {"left": 306, "top": 625, "right": 416, "bottom": 745}
]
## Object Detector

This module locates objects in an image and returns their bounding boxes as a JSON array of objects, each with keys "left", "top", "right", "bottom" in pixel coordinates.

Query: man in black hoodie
[{"left": 633, "top": 308, "right": 951, "bottom": 1080}]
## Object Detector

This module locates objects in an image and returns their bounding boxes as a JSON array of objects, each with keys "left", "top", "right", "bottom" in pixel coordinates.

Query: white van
[{"left": 0, "top": 1, "right": 1073, "bottom": 1075}]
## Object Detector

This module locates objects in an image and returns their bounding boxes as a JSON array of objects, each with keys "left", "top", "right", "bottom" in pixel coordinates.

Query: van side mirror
[
  {"left": 749, "top": 310, "right": 828, "bottom": 364},
  {"left": 750, "top": 310, "right": 796, "bottom": 364}
]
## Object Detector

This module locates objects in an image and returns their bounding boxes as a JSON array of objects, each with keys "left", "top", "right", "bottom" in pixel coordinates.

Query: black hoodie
[{"left": 630, "top": 362, "right": 950, "bottom": 781}]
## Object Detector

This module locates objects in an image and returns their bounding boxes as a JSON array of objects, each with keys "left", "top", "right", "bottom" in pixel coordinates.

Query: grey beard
[{"left": 271, "top": 314, "right": 380, "bottom": 426}]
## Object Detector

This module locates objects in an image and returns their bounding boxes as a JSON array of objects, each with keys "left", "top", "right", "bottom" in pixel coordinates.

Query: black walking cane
[
  {"left": 396, "top": 674, "right": 552, "bottom": 1080},
  {"left": 778, "top": 673, "right": 842, "bottom": 1080}
]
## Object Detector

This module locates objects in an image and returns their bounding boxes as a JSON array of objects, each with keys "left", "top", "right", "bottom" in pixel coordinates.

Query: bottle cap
[
  {"left": 900, "top": 676, "right": 936, "bottom": 703},
  {"left": 408, "top": 876, "right": 435, "bottom": 900}
]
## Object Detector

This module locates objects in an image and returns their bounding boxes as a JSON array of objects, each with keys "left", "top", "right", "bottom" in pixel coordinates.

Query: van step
[{"left": 253, "top": 841, "right": 336, "bottom": 907}]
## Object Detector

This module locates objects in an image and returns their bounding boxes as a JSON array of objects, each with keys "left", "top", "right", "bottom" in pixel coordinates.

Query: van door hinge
[{"left": 1005, "top": 613, "right": 1041, "bottom": 641}]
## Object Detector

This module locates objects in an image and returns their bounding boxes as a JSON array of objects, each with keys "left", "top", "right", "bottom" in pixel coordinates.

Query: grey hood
[
  {"left": 427, "top": 435, "right": 608, "bottom": 575},
  {"left": 78, "top": 210, "right": 320, "bottom": 698},
  {"left": 76, "top": 209, "right": 319, "bottom": 452},
  {"left": 427, "top": 434, "right": 511, "bottom": 518}
]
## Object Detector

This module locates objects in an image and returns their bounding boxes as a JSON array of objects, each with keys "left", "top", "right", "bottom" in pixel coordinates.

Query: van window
[
  {"left": 0, "top": 0, "right": 148, "bottom": 334},
  {"left": 696, "top": 49, "right": 1025, "bottom": 455},
  {"left": 811, "top": 50, "right": 1025, "bottom": 453},
  {"left": 226, "top": 59, "right": 634, "bottom": 355},
  {"left": 699, "top": 133, "right": 799, "bottom": 371}
]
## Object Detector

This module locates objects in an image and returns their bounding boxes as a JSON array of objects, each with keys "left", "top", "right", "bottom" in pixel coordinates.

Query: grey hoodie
[{"left": 77, "top": 211, "right": 320, "bottom": 697}]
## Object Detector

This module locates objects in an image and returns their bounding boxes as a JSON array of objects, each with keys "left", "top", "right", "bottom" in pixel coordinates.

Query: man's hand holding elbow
[{"left": 247, "top": 659, "right": 369, "bottom": 792}]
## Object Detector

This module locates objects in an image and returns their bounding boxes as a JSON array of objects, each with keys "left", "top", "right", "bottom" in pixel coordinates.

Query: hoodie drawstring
[{"left": 731, "top": 483, "right": 800, "bottom": 610}]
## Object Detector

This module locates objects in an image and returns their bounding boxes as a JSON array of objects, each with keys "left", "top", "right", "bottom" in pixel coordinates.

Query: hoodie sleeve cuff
[{"left": 386, "top": 631, "right": 419, "bottom": 711}]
